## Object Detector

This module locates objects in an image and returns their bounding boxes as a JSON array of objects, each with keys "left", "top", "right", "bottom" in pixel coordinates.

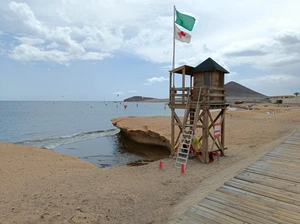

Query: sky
[{"left": 0, "top": 0, "right": 300, "bottom": 101}]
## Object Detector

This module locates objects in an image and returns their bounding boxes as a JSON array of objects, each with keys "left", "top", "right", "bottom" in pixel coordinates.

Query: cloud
[
  {"left": 80, "top": 52, "right": 112, "bottom": 60},
  {"left": 9, "top": 44, "right": 70, "bottom": 64},
  {"left": 5, "top": 1, "right": 124, "bottom": 64},
  {"left": 15, "top": 36, "right": 44, "bottom": 45},
  {"left": 144, "top": 76, "right": 168, "bottom": 85},
  {"left": 9, "top": 1, "right": 48, "bottom": 36}
]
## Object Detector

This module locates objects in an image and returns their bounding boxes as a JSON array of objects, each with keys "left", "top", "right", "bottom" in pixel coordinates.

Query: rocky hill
[
  {"left": 124, "top": 82, "right": 268, "bottom": 103},
  {"left": 224, "top": 81, "right": 268, "bottom": 103},
  {"left": 124, "top": 96, "right": 156, "bottom": 102}
]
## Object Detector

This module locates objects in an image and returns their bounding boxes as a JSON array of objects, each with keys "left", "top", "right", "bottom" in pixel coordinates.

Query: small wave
[{"left": 16, "top": 128, "right": 120, "bottom": 149}]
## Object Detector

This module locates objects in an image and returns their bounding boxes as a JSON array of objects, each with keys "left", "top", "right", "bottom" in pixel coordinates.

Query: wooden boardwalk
[{"left": 169, "top": 130, "right": 300, "bottom": 224}]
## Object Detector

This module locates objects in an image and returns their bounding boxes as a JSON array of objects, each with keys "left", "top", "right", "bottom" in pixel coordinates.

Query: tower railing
[{"left": 170, "top": 86, "right": 226, "bottom": 106}]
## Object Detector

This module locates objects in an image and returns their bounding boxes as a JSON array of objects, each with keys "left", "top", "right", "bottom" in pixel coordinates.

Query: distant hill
[
  {"left": 225, "top": 81, "right": 267, "bottom": 103},
  {"left": 124, "top": 82, "right": 268, "bottom": 103},
  {"left": 124, "top": 96, "right": 155, "bottom": 102},
  {"left": 124, "top": 96, "right": 168, "bottom": 102}
]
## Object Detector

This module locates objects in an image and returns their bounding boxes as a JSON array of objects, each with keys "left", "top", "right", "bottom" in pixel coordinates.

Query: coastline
[{"left": 1, "top": 103, "right": 300, "bottom": 223}]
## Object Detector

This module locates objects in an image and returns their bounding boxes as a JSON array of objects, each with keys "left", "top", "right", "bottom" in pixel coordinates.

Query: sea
[{"left": 0, "top": 101, "right": 179, "bottom": 169}]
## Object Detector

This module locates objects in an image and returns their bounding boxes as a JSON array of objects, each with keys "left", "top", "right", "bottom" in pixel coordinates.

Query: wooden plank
[
  {"left": 190, "top": 204, "right": 244, "bottom": 224},
  {"left": 218, "top": 185, "right": 300, "bottom": 215},
  {"left": 173, "top": 87, "right": 190, "bottom": 91},
  {"left": 248, "top": 161, "right": 300, "bottom": 179},
  {"left": 172, "top": 213, "right": 203, "bottom": 224},
  {"left": 235, "top": 170, "right": 300, "bottom": 194},
  {"left": 203, "top": 93, "right": 225, "bottom": 97},
  {"left": 210, "top": 188, "right": 300, "bottom": 223},
  {"left": 272, "top": 147, "right": 300, "bottom": 154},
  {"left": 201, "top": 86, "right": 226, "bottom": 91},
  {"left": 279, "top": 143, "right": 300, "bottom": 150},
  {"left": 285, "top": 135, "right": 300, "bottom": 140},
  {"left": 261, "top": 155, "right": 300, "bottom": 168},
  {"left": 184, "top": 209, "right": 217, "bottom": 224},
  {"left": 272, "top": 144, "right": 300, "bottom": 151},
  {"left": 264, "top": 152, "right": 300, "bottom": 164},
  {"left": 271, "top": 147, "right": 300, "bottom": 156},
  {"left": 266, "top": 152, "right": 300, "bottom": 161},
  {"left": 282, "top": 140, "right": 300, "bottom": 146},
  {"left": 246, "top": 166, "right": 300, "bottom": 184},
  {"left": 198, "top": 198, "right": 270, "bottom": 224},
  {"left": 224, "top": 178, "right": 300, "bottom": 205}
]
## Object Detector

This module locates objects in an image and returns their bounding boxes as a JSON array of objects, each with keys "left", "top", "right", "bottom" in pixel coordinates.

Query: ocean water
[{"left": 0, "top": 101, "right": 177, "bottom": 168}]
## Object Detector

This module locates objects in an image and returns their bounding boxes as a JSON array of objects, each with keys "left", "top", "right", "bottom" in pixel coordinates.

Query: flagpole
[{"left": 172, "top": 5, "right": 176, "bottom": 87}]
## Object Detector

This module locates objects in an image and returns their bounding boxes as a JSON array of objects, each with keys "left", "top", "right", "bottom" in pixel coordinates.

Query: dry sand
[{"left": 1, "top": 104, "right": 300, "bottom": 224}]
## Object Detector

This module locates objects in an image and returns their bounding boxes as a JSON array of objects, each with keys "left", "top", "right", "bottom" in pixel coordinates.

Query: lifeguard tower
[{"left": 169, "top": 57, "right": 229, "bottom": 168}]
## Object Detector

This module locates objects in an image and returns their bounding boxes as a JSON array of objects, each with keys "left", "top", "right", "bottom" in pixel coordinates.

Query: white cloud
[
  {"left": 144, "top": 76, "right": 168, "bottom": 85},
  {"left": 9, "top": 44, "right": 70, "bottom": 64},
  {"left": 5, "top": 1, "right": 125, "bottom": 64},
  {"left": 15, "top": 36, "right": 44, "bottom": 45},
  {"left": 9, "top": 1, "right": 48, "bottom": 36},
  {"left": 80, "top": 52, "right": 112, "bottom": 60}
]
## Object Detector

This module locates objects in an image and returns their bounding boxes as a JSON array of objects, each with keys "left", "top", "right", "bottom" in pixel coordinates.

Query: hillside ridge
[{"left": 124, "top": 81, "right": 267, "bottom": 102}]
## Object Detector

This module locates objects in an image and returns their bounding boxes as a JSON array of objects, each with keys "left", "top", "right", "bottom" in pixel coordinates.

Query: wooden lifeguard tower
[{"left": 169, "top": 57, "right": 229, "bottom": 167}]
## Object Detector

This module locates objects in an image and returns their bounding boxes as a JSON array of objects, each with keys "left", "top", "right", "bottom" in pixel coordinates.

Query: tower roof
[{"left": 193, "top": 57, "right": 229, "bottom": 73}]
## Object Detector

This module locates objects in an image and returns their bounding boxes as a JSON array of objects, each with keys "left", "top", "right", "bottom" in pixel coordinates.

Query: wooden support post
[
  {"left": 220, "top": 108, "right": 225, "bottom": 156},
  {"left": 171, "top": 108, "right": 175, "bottom": 154},
  {"left": 202, "top": 109, "right": 209, "bottom": 163}
]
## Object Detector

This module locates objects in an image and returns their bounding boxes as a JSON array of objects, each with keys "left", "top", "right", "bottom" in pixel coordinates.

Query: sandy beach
[{"left": 1, "top": 104, "right": 300, "bottom": 224}]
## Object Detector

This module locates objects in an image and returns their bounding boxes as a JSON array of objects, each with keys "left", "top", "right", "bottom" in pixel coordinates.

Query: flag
[
  {"left": 174, "top": 25, "right": 191, "bottom": 43},
  {"left": 175, "top": 9, "right": 196, "bottom": 31}
]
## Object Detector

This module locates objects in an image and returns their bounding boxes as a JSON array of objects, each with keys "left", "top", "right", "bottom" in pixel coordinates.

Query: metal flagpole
[{"left": 172, "top": 5, "right": 176, "bottom": 87}]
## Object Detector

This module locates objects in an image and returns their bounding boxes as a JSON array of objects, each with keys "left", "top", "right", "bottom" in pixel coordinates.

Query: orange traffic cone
[
  {"left": 181, "top": 163, "right": 185, "bottom": 174},
  {"left": 158, "top": 159, "right": 163, "bottom": 169}
]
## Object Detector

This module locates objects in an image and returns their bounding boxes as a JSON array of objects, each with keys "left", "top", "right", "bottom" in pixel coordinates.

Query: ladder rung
[
  {"left": 178, "top": 150, "right": 189, "bottom": 154},
  {"left": 176, "top": 157, "right": 187, "bottom": 160},
  {"left": 183, "top": 131, "right": 192, "bottom": 134},
  {"left": 179, "top": 143, "right": 190, "bottom": 146},
  {"left": 180, "top": 138, "right": 191, "bottom": 142},
  {"left": 178, "top": 152, "right": 188, "bottom": 158},
  {"left": 179, "top": 146, "right": 190, "bottom": 150},
  {"left": 182, "top": 133, "right": 192, "bottom": 136},
  {"left": 179, "top": 144, "right": 190, "bottom": 148},
  {"left": 181, "top": 138, "right": 192, "bottom": 141},
  {"left": 183, "top": 132, "right": 193, "bottom": 135}
]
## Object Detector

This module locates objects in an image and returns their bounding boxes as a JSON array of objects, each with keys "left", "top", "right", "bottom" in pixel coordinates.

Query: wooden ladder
[
  {"left": 175, "top": 88, "right": 203, "bottom": 170},
  {"left": 174, "top": 125, "right": 193, "bottom": 170}
]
